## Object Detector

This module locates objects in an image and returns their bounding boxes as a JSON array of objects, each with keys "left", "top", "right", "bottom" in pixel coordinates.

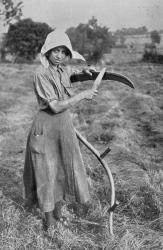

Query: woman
[{"left": 23, "top": 30, "right": 98, "bottom": 227}]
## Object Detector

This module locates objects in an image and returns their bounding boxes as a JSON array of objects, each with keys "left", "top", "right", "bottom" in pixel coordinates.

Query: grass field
[{"left": 0, "top": 61, "right": 162, "bottom": 249}]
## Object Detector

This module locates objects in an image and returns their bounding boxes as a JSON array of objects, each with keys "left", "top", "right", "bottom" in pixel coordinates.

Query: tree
[
  {"left": 150, "top": 30, "right": 161, "bottom": 44},
  {"left": 5, "top": 18, "right": 53, "bottom": 61},
  {"left": 0, "top": 0, "right": 23, "bottom": 25},
  {"left": 66, "top": 16, "right": 115, "bottom": 62}
]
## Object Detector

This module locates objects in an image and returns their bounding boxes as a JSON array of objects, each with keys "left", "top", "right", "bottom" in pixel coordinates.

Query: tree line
[{"left": 1, "top": 16, "right": 116, "bottom": 63}]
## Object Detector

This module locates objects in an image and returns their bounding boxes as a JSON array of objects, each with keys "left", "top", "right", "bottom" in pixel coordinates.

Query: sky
[
  {"left": 0, "top": 0, "right": 163, "bottom": 32},
  {"left": 21, "top": 0, "right": 163, "bottom": 31}
]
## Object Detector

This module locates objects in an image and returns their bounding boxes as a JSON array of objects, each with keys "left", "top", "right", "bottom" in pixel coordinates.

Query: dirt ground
[{"left": 0, "top": 62, "right": 162, "bottom": 249}]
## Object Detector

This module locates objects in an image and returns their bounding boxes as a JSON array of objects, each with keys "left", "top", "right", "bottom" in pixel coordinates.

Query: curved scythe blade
[
  {"left": 102, "top": 72, "right": 134, "bottom": 89},
  {"left": 70, "top": 71, "right": 135, "bottom": 89}
]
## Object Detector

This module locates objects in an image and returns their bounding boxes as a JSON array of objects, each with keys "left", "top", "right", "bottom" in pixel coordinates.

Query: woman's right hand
[{"left": 82, "top": 88, "right": 98, "bottom": 100}]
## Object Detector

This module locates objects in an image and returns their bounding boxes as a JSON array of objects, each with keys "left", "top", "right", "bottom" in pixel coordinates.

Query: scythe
[
  {"left": 69, "top": 69, "right": 134, "bottom": 235},
  {"left": 70, "top": 69, "right": 135, "bottom": 89}
]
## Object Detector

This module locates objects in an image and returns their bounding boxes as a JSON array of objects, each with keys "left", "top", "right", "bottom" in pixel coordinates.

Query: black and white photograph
[{"left": 0, "top": 0, "right": 162, "bottom": 249}]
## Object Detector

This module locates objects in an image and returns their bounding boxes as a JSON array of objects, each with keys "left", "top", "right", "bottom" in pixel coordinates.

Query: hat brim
[{"left": 72, "top": 51, "right": 85, "bottom": 61}]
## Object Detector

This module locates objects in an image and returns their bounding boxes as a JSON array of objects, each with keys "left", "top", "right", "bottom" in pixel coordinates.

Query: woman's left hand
[{"left": 82, "top": 65, "right": 97, "bottom": 76}]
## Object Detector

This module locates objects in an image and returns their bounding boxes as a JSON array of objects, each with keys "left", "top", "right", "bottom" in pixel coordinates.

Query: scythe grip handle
[{"left": 100, "top": 146, "right": 111, "bottom": 159}]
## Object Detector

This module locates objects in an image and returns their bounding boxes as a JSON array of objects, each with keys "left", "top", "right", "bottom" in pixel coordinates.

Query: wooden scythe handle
[
  {"left": 75, "top": 128, "right": 115, "bottom": 235},
  {"left": 63, "top": 73, "right": 116, "bottom": 234}
]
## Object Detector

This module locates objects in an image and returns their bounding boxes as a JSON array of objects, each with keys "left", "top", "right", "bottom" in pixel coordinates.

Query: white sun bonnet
[{"left": 40, "top": 30, "right": 85, "bottom": 68}]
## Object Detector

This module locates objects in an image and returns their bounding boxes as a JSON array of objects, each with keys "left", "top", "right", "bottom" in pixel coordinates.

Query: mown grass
[{"left": 0, "top": 62, "right": 162, "bottom": 249}]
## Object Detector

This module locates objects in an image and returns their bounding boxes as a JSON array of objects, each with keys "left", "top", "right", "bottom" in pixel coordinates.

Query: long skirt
[{"left": 23, "top": 109, "right": 90, "bottom": 212}]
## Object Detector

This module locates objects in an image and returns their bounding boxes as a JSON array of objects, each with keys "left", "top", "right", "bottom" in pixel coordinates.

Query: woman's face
[{"left": 48, "top": 46, "right": 69, "bottom": 65}]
